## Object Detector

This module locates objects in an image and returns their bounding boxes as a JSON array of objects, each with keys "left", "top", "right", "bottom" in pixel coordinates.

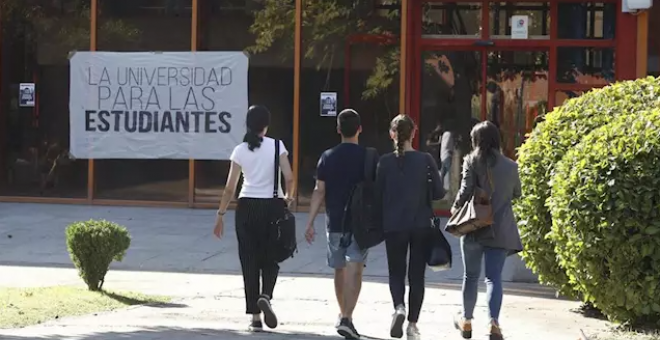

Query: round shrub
[
  {"left": 515, "top": 77, "right": 660, "bottom": 296},
  {"left": 549, "top": 110, "right": 660, "bottom": 325},
  {"left": 66, "top": 220, "right": 131, "bottom": 291}
]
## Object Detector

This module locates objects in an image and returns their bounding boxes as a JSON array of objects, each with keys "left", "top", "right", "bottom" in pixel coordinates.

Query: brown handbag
[{"left": 445, "top": 166, "right": 494, "bottom": 237}]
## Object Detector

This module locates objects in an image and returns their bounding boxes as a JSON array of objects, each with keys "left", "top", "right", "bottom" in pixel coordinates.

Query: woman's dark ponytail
[
  {"left": 243, "top": 129, "right": 263, "bottom": 151},
  {"left": 243, "top": 105, "right": 271, "bottom": 151}
]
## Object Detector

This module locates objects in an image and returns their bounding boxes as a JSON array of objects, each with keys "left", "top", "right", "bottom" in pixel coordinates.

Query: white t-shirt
[{"left": 230, "top": 137, "right": 287, "bottom": 199}]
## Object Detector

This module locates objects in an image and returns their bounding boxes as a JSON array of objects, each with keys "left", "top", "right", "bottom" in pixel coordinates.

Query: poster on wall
[
  {"left": 69, "top": 51, "right": 249, "bottom": 160},
  {"left": 510, "top": 15, "right": 529, "bottom": 39},
  {"left": 19, "top": 83, "right": 35, "bottom": 107},
  {"left": 320, "top": 92, "right": 337, "bottom": 117}
]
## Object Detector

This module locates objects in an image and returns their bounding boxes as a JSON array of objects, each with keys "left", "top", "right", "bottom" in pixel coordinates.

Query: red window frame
[
  {"left": 410, "top": 0, "right": 630, "bottom": 130},
  {"left": 410, "top": 0, "right": 635, "bottom": 216}
]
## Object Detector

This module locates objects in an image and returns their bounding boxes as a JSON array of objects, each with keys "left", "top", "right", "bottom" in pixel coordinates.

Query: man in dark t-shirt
[{"left": 305, "top": 109, "right": 376, "bottom": 339}]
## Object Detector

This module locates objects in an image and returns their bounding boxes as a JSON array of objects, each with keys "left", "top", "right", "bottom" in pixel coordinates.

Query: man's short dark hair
[{"left": 337, "top": 109, "right": 361, "bottom": 137}]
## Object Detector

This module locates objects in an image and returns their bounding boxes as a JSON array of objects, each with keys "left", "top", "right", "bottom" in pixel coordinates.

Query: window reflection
[
  {"left": 422, "top": 2, "right": 482, "bottom": 37},
  {"left": 194, "top": 0, "right": 294, "bottom": 203},
  {"left": 0, "top": 0, "right": 90, "bottom": 198},
  {"left": 94, "top": 0, "right": 191, "bottom": 201},
  {"left": 557, "top": 3, "right": 616, "bottom": 39},
  {"left": 557, "top": 47, "right": 614, "bottom": 85},
  {"left": 297, "top": 2, "right": 400, "bottom": 206},
  {"left": 420, "top": 51, "right": 482, "bottom": 211},
  {"left": 487, "top": 51, "right": 548, "bottom": 158},
  {"left": 647, "top": 4, "right": 660, "bottom": 76}
]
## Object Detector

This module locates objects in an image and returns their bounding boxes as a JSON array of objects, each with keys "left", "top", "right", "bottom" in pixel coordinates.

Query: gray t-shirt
[{"left": 375, "top": 151, "right": 445, "bottom": 233}]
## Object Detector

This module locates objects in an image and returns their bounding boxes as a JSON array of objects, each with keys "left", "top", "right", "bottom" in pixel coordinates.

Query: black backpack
[{"left": 342, "top": 147, "right": 383, "bottom": 250}]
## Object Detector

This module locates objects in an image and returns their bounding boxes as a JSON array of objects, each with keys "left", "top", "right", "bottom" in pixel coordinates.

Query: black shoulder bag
[
  {"left": 271, "top": 140, "right": 297, "bottom": 263},
  {"left": 425, "top": 156, "right": 452, "bottom": 271}
]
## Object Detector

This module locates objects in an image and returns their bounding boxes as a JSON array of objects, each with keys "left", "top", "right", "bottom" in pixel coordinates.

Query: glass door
[
  {"left": 419, "top": 49, "right": 483, "bottom": 212},
  {"left": 418, "top": 47, "right": 548, "bottom": 212}
]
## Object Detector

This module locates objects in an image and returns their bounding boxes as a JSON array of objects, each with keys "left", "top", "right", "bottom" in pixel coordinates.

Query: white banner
[{"left": 69, "top": 51, "right": 248, "bottom": 160}]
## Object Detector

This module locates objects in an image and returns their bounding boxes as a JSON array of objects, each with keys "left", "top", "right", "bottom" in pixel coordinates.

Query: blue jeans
[{"left": 461, "top": 236, "right": 508, "bottom": 322}]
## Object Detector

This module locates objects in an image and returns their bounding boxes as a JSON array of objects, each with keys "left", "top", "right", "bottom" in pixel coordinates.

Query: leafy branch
[{"left": 247, "top": 0, "right": 401, "bottom": 100}]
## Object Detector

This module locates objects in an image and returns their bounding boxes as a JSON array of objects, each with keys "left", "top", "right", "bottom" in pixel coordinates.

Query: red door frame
[
  {"left": 409, "top": 0, "right": 632, "bottom": 131},
  {"left": 408, "top": 0, "right": 636, "bottom": 216}
]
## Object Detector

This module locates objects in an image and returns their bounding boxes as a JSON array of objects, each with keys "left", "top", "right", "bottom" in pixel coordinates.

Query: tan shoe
[
  {"left": 453, "top": 313, "right": 472, "bottom": 339},
  {"left": 489, "top": 320, "right": 504, "bottom": 340}
]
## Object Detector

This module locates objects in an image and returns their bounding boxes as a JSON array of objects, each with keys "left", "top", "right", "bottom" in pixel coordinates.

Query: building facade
[{"left": 0, "top": 0, "right": 650, "bottom": 213}]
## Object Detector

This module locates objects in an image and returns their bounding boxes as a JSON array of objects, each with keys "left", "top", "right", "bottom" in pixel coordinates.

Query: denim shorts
[{"left": 326, "top": 232, "right": 368, "bottom": 269}]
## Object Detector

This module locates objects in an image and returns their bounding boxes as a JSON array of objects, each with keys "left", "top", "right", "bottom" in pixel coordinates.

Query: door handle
[{"left": 474, "top": 40, "right": 495, "bottom": 47}]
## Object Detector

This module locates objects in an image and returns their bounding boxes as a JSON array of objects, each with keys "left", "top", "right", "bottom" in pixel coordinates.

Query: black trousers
[
  {"left": 236, "top": 198, "right": 280, "bottom": 314},
  {"left": 385, "top": 228, "right": 429, "bottom": 323}
]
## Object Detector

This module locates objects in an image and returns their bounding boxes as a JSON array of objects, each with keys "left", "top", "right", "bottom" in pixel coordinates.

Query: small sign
[
  {"left": 511, "top": 15, "right": 529, "bottom": 40},
  {"left": 320, "top": 92, "right": 337, "bottom": 117},
  {"left": 19, "top": 83, "right": 35, "bottom": 107}
]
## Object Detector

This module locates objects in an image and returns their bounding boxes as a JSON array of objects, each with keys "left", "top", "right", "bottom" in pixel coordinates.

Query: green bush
[
  {"left": 515, "top": 77, "right": 660, "bottom": 297},
  {"left": 549, "top": 110, "right": 660, "bottom": 325},
  {"left": 65, "top": 220, "right": 131, "bottom": 291}
]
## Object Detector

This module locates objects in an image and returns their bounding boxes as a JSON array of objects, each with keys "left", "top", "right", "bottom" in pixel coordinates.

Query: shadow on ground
[
  {"left": 101, "top": 291, "right": 188, "bottom": 309},
  {"left": 0, "top": 327, "right": 389, "bottom": 340},
  {"left": 0, "top": 262, "right": 561, "bottom": 301}
]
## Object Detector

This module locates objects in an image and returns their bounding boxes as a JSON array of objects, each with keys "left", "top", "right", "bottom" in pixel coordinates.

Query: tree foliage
[{"left": 1, "top": 0, "right": 139, "bottom": 56}]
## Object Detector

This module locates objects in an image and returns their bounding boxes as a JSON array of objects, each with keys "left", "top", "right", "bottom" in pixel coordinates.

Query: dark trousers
[
  {"left": 236, "top": 198, "right": 280, "bottom": 314},
  {"left": 385, "top": 228, "right": 429, "bottom": 323}
]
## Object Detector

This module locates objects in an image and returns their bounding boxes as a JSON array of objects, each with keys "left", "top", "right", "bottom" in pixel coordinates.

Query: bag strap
[
  {"left": 363, "top": 147, "right": 377, "bottom": 183},
  {"left": 340, "top": 147, "right": 376, "bottom": 235},
  {"left": 426, "top": 153, "right": 435, "bottom": 208},
  {"left": 273, "top": 139, "right": 280, "bottom": 199}
]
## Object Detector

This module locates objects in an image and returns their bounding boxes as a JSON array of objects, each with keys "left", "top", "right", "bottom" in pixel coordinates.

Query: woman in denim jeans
[{"left": 451, "top": 121, "right": 522, "bottom": 340}]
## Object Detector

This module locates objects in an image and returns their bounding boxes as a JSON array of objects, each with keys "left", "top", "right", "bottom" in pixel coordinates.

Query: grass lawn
[{"left": 0, "top": 286, "right": 171, "bottom": 328}]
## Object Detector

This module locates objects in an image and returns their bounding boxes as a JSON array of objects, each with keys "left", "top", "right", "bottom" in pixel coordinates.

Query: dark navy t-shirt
[{"left": 316, "top": 143, "right": 372, "bottom": 233}]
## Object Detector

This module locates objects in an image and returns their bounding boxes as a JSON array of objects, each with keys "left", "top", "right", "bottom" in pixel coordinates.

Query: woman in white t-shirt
[{"left": 213, "top": 105, "right": 294, "bottom": 332}]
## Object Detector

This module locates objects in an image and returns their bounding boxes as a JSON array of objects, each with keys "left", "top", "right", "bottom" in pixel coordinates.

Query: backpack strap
[
  {"left": 340, "top": 147, "right": 377, "bottom": 237},
  {"left": 363, "top": 147, "right": 378, "bottom": 183},
  {"left": 273, "top": 139, "right": 280, "bottom": 198}
]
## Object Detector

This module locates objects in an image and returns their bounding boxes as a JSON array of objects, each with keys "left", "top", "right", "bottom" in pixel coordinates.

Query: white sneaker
[
  {"left": 407, "top": 324, "right": 421, "bottom": 339},
  {"left": 390, "top": 305, "right": 406, "bottom": 339}
]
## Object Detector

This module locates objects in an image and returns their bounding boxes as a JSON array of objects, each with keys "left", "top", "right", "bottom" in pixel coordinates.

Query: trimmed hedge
[
  {"left": 515, "top": 77, "right": 660, "bottom": 296},
  {"left": 549, "top": 110, "right": 660, "bottom": 325},
  {"left": 66, "top": 220, "right": 131, "bottom": 291}
]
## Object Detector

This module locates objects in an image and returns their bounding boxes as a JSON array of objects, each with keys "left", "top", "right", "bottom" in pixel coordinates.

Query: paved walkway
[
  {"left": 0, "top": 203, "right": 534, "bottom": 282},
  {"left": 0, "top": 203, "right": 611, "bottom": 339}
]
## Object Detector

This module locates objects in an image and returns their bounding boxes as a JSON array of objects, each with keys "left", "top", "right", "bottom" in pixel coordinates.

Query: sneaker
[
  {"left": 337, "top": 317, "right": 360, "bottom": 339},
  {"left": 257, "top": 296, "right": 278, "bottom": 329},
  {"left": 489, "top": 320, "right": 504, "bottom": 340},
  {"left": 335, "top": 314, "right": 342, "bottom": 328},
  {"left": 406, "top": 324, "right": 421, "bottom": 339},
  {"left": 390, "top": 305, "right": 406, "bottom": 339},
  {"left": 248, "top": 319, "right": 263, "bottom": 332},
  {"left": 453, "top": 313, "right": 472, "bottom": 339}
]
